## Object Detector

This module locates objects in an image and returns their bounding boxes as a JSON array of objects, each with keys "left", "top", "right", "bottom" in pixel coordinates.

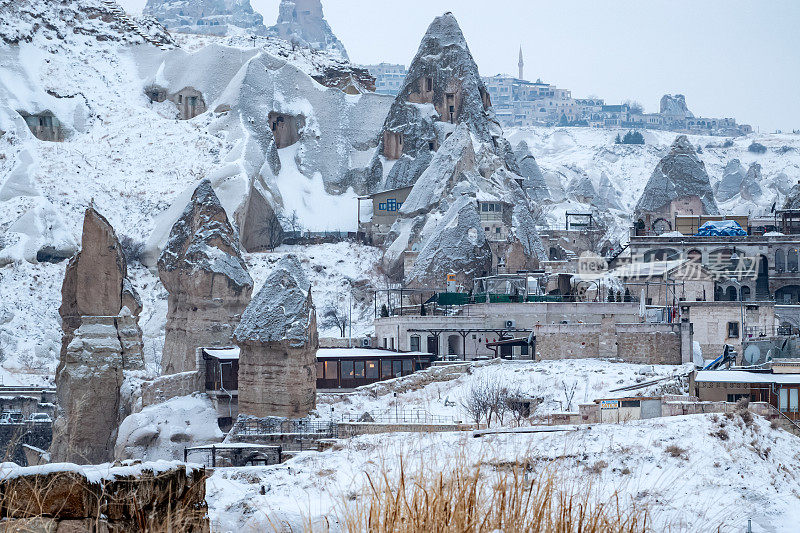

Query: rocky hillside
[{"left": 143, "top": 0, "right": 267, "bottom": 36}]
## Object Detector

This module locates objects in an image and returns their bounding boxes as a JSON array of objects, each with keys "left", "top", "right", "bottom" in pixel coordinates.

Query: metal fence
[
  {"left": 235, "top": 418, "right": 339, "bottom": 438},
  {"left": 340, "top": 407, "right": 457, "bottom": 425}
]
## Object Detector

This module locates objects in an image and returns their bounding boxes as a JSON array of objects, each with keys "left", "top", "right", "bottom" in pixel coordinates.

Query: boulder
[
  {"left": 742, "top": 162, "right": 764, "bottom": 201},
  {"left": 233, "top": 255, "right": 317, "bottom": 418},
  {"left": 567, "top": 174, "right": 597, "bottom": 204},
  {"left": 158, "top": 179, "right": 253, "bottom": 375}
]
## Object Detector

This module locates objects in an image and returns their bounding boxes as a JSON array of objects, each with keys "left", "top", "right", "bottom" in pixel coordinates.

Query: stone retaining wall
[
  {"left": 0, "top": 462, "right": 209, "bottom": 531},
  {"left": 338, "top": 422, "right": 478, "bottom": 438},
  {"left": 140, "top": 371, "right": 202, "bottom": 408}
]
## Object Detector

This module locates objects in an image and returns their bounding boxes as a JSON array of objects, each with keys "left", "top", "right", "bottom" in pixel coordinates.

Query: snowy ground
[
  {"left": 206, "top": 413, "right": 800, "bottom": 532},
  {"left": 315, "top": 359, "right": 691, "bottom": 423}
]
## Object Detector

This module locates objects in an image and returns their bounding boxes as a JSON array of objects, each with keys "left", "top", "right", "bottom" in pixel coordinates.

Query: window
[
  {"left": 520, "top": 345, "right": 529, "bottom": 356},
  {"left": 341, "top": 360, "right": 354, "bottom": 378},
  {"left": 316, "top": 362, "right": 324, "bottom": 379},
  {"left": 620, "top": 400, "right": 640, "bottom": 408},
  {"left": 383, "top": 338, "right": 387, "bottom": 348},
  {"left": 426, "top": 77, "right": 432, "bottom": 91},
  {"left": 402, "top": 359, "right": 412, "bottom": 375},
  {"left": 381, "top": 360, "right": 392, "bottom": 378},
  {"left": 325, "top": 361, "right": 338, "bottom": 380},
  {"left": 410, "top": 336, "right": 420, "bottom": 352},
  {"left": 392, "top": 360, "right": 402, "bottom": 377},
  {"left": 390, "top": 338, "right": 395, "bottom": 350},
  {"left": 727, "top": 322, "right": 740, "bottom": 338},
  {"left": 354, "top": 361, "right": 365, "bottom": 379},
  {"left": 495, "top": 227, "right": 501, "bottom": 234},
  {"left": 366, "top": 361, "right": 379, "bottom": 379},
  {"left": 780, "top": 388, "right": 789, "bottom": 412}
]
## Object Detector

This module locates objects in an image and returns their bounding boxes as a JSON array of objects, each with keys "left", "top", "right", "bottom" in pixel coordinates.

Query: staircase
[
  {"left": 765, "top": 404, "right": 800, "bottom": 437},
  {"left": 100, "top": 0, "right": 173, "bottom": 50}
]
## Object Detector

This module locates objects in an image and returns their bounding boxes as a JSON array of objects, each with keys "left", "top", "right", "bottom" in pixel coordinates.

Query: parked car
[
  {"left": 28, "top": 413, "right": 52, "bottom": 423},
  {"left": 0, "top": 412, "right": 24, "bottom": 424}
]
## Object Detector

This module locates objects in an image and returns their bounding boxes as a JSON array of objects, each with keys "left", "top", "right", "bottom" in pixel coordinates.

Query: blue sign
[{"left": 379, "top": 198, "right": 402, "bottom": 212}]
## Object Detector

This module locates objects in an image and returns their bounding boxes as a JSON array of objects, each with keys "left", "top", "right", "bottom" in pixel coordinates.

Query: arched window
[
  {"left": 776, "top": 249, "right": 786, "bottom": 273},
  {"left": 741, "top": 286, "right": 751, "bottom": 301},
  {"left": 726, "top": 286, "right": 737, "bottom": 301},
  {"left": 789, "top": 249, "right": 799, "bottom": 273},
  {"left": 687, "top": 249, "right": 702, "bottom": 263}
]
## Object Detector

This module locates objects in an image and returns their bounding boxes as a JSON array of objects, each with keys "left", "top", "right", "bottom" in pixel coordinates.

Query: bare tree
[
  {"left": 324, "top": 303, "right": 349, "bottom": 338},
  {"left": 258, "top": 214, "right": 284, "bottom": 252},
  {"left": 561, "top": 380, "right": 578, "bottom": 411},
  {"left": 623, "top": 99, "right": 643, "bottom": 115}
]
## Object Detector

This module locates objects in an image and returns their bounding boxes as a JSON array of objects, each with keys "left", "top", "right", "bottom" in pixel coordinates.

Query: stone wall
[
  {"left": 140, "top": 371, "right": 203, "bottom": 409},
  {"left": 338, "top": 422, "right": 477, "bottom": 438},
  {"left": 0, "top": 463, "right": 209, "bottom": 532},
  {"left": 614, "top": 323, "right": 684, "bottom": 364},
  {"left": 532, "top": 321, "right": 687, "bottom": 364}
]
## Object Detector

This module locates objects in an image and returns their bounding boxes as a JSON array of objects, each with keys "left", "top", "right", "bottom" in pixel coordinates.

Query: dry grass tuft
[{"left": 334, "top": 457, "right": 652, "bottom": 532}]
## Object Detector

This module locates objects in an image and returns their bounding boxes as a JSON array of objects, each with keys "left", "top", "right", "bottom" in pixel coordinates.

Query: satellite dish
[{"left": 743, "top": 344, "right": 762, "bottom": 366}]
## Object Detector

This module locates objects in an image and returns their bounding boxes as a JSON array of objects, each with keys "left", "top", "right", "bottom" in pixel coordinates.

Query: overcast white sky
[{"left": 121, "top": 0, "right": 800, "bottom": 133}]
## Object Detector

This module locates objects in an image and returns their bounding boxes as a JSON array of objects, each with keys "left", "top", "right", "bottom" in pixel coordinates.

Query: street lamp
[{"left": 729, "top": 277, "right": 745, "bottom": 343}]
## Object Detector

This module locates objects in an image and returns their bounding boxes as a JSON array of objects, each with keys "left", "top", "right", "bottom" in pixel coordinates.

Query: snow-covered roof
[
  {"left": 203, "top": 347, "right": 240, "bottom": 360},
  {"left": 610, "top": 259, "right": 704, "bottom": 279},
  {"left": 695, "top": 370, "right": 800, "bottom": 384}
]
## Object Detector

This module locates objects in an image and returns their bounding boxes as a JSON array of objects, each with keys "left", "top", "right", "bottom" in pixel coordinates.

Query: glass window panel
[
  {"left": 780, "top": 388, "right": 789, "bottom": 411},
  {"left": 410, "top": 336, "right": 420, "bottom": 352},
  {"left": 791, "top": 389, "right": 798, "bottom": 413},
  {"left": 354, "top": 361, "right": 365, "bottom": 378},
  {"left": 341, "top": 360, "right": 354, "bottom": 378},
  {"left": 381, "top": 360, "right": 392, "bottom": 378},
  {"left": 325, "top": 361, "right": 338, "bottom": 380},
  {"left": 366, "top": 361, "right": 379, "bottom": 379},
  {"left": 392, "top": 360, "right": 402, "bottom": 377},
  {"left": 316, "top": 362, "right": 324, "bottom": 379},
  {"left": 402, "top": 359, "right": 412, "bottom": 374}
]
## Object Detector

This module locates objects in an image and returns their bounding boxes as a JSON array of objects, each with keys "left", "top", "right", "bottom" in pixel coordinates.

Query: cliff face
[
  {"left": 267, "top": 0, "right": 348, "bottom": 59},
  {"left": 143, "top": 0, "right": 267, "bottom": 36}
]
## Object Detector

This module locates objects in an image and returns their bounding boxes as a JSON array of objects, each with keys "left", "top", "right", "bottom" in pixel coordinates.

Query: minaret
[{"left": 518, "top": 46, "right": 524, "bottom": 80}]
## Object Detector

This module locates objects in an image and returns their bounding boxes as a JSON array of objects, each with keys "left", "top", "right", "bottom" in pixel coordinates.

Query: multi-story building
[{"left": 363, "top": 63, "right": 407, "bottom": 95}]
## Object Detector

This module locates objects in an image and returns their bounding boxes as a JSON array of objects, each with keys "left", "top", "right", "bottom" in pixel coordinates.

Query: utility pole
[{"left": 348, "top": 293, "right": 352, "bottom": 348}]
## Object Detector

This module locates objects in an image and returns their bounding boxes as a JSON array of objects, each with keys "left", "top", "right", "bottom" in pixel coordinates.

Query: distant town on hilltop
[{"left": 363, "top": 48, "right": 752, "bottom": 136}]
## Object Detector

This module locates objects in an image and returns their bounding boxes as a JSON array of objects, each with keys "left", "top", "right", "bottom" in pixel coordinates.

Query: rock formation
[
  {"left": 143, "top": 0, "right": 267, "bottom": 36},
  {"left": 375, "top": 14, "right": 546, "bottom": 286},
  {"left": 634, "top": 135, "right": 718, "bottom": 233},
  {"left": 52, "top": 207, "right": 145, "bottom": 464},
  {"left": 597, "top": 172, "right": 623, "bottom": 210},
  {"left": 660, "top": 94, "right": 694, "bottom": 119},
  {"left": 715, "top": 159, "right": 763, "bottom": 202},
  {"left": 567, "top": 174, "right": 597, "bottom": 204},
  {"left": 159, "top": 179, "right": 253, "bottom": 375},
  {"left": 514, "top": 141, "right": 550, "bottom": 202},
  {"left": 58, "top": 207, "right": 143, "bottom": 359},
  {"left": 234, "top": 255, "right": 317, "bottom": 418},
  {"left": 267, "top": 0, "right": 348, "bottom": 59},
  {"left": 362, "top": 12, "right": 501, "bottom": 193},
  {"left": 51, "top": 318, "right": 124, "bottom": 464},
  {"left": 784, "top": 181, "right": 800, "bottom": 210}
]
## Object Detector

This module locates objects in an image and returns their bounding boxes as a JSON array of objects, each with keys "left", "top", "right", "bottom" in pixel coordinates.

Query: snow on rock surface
[
  {"left": 364, "top": 12, "right": 498, "bottom": 192},
  {"left": 158, "top": 179, "right": 253, "bottom": 374},
  {"left": 514, "top": 140, "right": 549, "bottom": 201},
  {"left": 267, "top": 0, "right": 348, "bottom": 60},
  {"left": 233, "top": 254, "right": 313, "bottom": 347},
  {"left": 115, "top": 394, "right": 223, "bottom": 462},
  {"left": 143, "top": 0, "right": 267, "bottom": 36},
  {"left": 635, "top": 135, "right": 719, "bottom": 216}
]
